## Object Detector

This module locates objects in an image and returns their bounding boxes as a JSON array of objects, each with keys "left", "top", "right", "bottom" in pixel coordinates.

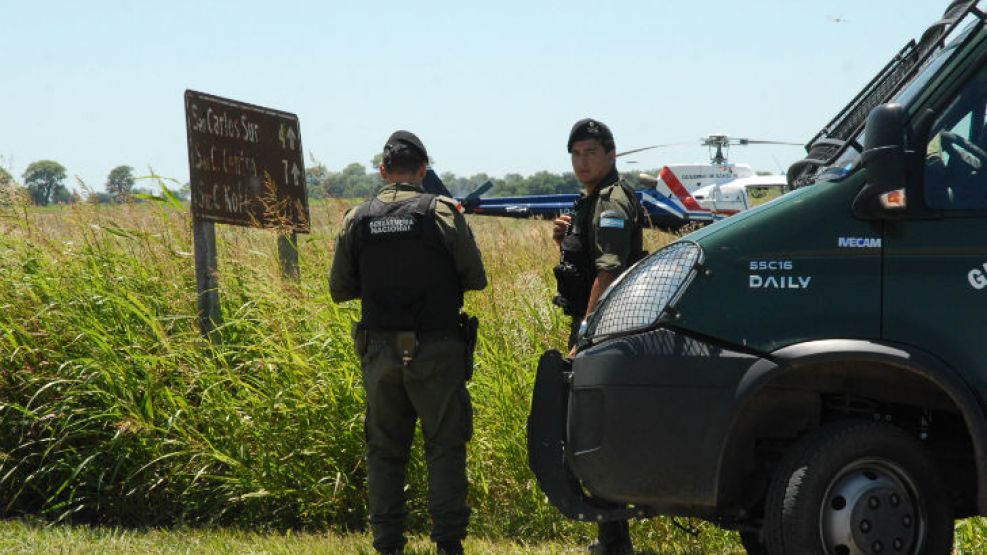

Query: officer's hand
[
  {"left": 552, "top": 215, "right": 572, "bottom": 246},
  {"left": 567, "top": 345, "right": 579, "bottom": 359}
]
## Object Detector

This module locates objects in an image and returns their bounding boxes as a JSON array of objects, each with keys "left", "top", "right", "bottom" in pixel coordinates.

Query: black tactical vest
[
  {"left": 554, "top": 175, "right": 646, "bottom": 319},
  {"left": 354, "top": 193, "right": 462, "bottom": 331}
]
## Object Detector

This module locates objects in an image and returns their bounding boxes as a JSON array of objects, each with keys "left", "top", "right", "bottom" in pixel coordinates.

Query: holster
[
  {"left": 395, "top": 331, "right": 418, "bottom": 366},
  {"left": 459, "top": 312, "right": 479, "bottom": 380},
  {"left": 553, "top": 261, "right": 588, "bottom": 317},
  {"left": 553, "top": 231, "right": 591, "bottom": 317},
  {"left": 351, "top": 321, "right": 369, "bottom": 357}
]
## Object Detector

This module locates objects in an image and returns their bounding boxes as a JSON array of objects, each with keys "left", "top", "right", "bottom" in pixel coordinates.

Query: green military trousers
[{"left": 361, "top": 333, "right": 472, "bottom": 552}]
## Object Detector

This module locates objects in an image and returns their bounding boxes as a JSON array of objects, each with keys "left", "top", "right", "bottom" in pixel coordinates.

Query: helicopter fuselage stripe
[{"left": 659, "top": 166, "right": 706, "bottom": 212}]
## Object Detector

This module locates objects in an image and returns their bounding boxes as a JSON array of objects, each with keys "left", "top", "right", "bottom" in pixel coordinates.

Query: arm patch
[{"left": 599, "top": 209, "right": 625, "bottom": 229}]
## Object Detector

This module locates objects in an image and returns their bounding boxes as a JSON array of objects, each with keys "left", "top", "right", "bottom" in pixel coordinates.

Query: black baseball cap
[
  {"left": 383, "top": 130, "right": 428, "bottom": 161},
  {"left": 567, "top": 118, "right": 613, "bottom": 152}
]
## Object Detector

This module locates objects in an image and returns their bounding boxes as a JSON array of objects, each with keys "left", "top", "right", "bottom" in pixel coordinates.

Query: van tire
[{"left": 763, "top": 420, "right": 953, "bottom": 555}]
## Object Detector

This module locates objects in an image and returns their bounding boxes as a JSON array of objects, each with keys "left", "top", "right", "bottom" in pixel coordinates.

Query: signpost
[{"left": 184, "top": 90, "right": 309, "bottom": 338}]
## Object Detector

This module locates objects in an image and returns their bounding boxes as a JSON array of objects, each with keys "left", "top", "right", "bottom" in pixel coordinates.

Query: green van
[{"left": 529, "top": 2, "right": 987, "bottom": 553}]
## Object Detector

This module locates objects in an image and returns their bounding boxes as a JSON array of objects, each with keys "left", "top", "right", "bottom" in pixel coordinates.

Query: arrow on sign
[
  {"left": 291, "top": 162, "right": 301, "bottom": 186},
  {"left": 286, "top": 127, "right": 297, "bottom": 150}
]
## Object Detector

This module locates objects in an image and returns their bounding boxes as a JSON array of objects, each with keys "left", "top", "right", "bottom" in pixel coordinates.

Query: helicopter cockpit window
[{"left": 924, "top": 62, "right": 987, "bottom": 211}]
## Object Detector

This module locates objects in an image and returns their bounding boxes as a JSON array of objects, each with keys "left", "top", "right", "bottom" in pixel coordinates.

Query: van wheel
[{"left": 763, "top": 420, "right": 953, "bottom": 555}]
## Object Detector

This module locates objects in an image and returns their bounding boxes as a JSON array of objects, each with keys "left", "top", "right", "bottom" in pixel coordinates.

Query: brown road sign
[{"left": 184, "top": 90, "right": 310, "bottom": 232}]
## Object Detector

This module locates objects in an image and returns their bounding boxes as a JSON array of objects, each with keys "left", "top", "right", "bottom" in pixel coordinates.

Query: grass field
[
  {"left": 0, "top": 519, "right": 738, "bottom": 555},
  {"left": 0, "top": 193, "right": 984, "bottom": 553},
  {"left": 2, "top": 520, "right": 987, "bottom": 554}
]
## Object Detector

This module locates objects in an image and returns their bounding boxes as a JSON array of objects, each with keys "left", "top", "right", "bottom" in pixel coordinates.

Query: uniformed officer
[
  {"left": 552, "top": 118, "right": 646, "bottom": 555},
  {"left": 329, "top": 130, "right": 487, "bottom": 555}
]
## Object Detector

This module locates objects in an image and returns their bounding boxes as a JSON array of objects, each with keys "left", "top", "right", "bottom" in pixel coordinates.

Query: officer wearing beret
[
  {"left": 329, "top": 130, "right": 487, "bottom": 555},
  {"left": 552, "top": 118, "right": 645, "bottom": 555}
]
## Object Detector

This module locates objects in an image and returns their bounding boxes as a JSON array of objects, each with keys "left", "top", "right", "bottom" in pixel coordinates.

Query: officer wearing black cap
[
  {"left": 329, "top": 130, "right": 487, "bottom": 555},
  {"left": 552, "top": 118, "right": 645, "bottom": 555}
]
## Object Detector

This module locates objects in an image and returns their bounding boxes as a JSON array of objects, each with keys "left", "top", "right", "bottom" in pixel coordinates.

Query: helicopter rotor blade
[
  {"left": 422, "top": 168, "right": 453, "bottom": 197},
  {"left": 460, "top": 180, "right": 493, "bottom": 212},
  {"left": 616, "top": 142, "right": 694, "bottom": 157},
  {"left": 734, "top": 138, "right": 804, "bottom": 146},
  {"left": 468, "top": 180, "right": 494, "bottom": 198},
  {"left": 621, "top": 135, "right": 804, "bottom": 166}
]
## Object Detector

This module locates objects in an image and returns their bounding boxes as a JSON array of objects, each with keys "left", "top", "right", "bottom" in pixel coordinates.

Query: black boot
[
  {"left": 437, "top": 540, "right": 464, "bottom": 555},
  {"left": 587, "top": 520, "right": 633, "bottom": 554}
]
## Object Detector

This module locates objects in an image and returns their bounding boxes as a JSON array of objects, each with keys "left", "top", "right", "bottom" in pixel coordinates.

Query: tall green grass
[{"left": 0, "top": 196, "right": 980, "bottom": 552}]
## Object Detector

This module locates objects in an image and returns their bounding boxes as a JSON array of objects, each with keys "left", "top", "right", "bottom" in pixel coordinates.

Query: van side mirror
[{"left": 853, "top": 103, "right": 909, "bottom": 219}]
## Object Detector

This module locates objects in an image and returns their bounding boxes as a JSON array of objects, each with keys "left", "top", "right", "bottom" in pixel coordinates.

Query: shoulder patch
[{"left": 599, "top": 212, "right": 625, "bottom": 229}]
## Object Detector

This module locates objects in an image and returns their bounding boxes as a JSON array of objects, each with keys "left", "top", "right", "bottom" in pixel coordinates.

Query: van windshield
[
  {"left": 814, "top": 33, "right": 969, "bottom": 183},
  {"left": 895, "top": 33, "right": 966, "bottom": 106}
]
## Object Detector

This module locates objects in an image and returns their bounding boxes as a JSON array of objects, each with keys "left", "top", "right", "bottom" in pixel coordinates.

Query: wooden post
[
  {"left": 193, "top": 218, "right": 222, "bottom": 339},
  {"left": 278, "top": 231, "right": 300, "bottom": 281}
]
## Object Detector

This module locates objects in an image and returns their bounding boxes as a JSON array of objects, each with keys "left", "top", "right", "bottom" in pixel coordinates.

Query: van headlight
[{"left": 584, "top": 241, "right": 703, "bottom": 341}]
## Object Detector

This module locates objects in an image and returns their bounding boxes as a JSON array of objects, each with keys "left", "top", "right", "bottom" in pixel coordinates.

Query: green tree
[
  {"left": 440, "top": 171, "right": 464, "bottom": 196},
  {"left": 22, "top": 160, "right": 67, "bottom": 206},
  {"left": 559, "top": 172, "right": 581, "bottom": 194},
  {"left": 52, "top": 186, "right": 80, "bottom": 204},
  {"left": 524, "top": 171, "right": 563, "bottom": 195},
  {"left": 105, "top": 165, "right": 135, "bottom": 202},
  {"left": 178, "top": 182, "right": 191, "bottom": 201},
  {"left": 0, "top": 166, "right": 24, "bottom": 205},
  {"left": 494, "top": 173, "right": 526, "bottom": 196},
  {"left": 340, "top": 162, "right": 369, "bottom": 197},
  {"left": 88, "top": 191, "right": 113, "bottom": 204},
  {"left": 325, "top": 163, "right": 382, "bottom": 198},
  {"left": 305, "top": 163, "right": 331, "bottom": 199}
]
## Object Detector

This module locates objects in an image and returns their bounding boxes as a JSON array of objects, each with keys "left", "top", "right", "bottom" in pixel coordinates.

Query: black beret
[
  {"left": 567, "top": 118, "right": 613, "bottom": 152},
  {"left": 383, "top": 130, "right": 428, "bottom": 161}
]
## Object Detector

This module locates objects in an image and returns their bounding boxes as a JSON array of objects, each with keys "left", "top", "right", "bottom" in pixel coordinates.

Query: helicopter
[
  {"left": 431, "top": 134, "right": 803, "bottom": 230},
  {"left": 423, "top": 169, "right": 695, "bottom": 230},
  {"left": 632, "top": 134, "right": 801, "bottom": 217}
]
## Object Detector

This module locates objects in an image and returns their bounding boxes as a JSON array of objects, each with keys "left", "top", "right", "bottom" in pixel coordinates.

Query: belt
[{"left": 366, "top": 328, "right": 462, "bottom": 343}]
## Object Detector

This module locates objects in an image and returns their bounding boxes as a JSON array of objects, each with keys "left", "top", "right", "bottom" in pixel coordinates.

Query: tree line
[
  {"left": 0, "top": 161, "right": 183, "bottom": 206},
  {"left": 305, "top": 161, "right": 645, "bottom": 200},
  {"left": 0, "top": 158, "right": 647, "bottom": 206}
]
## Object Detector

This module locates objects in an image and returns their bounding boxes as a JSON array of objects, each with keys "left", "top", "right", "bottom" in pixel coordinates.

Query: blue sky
[{"left": 1, "top": 1, "right": 948, "bottom": 191}]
